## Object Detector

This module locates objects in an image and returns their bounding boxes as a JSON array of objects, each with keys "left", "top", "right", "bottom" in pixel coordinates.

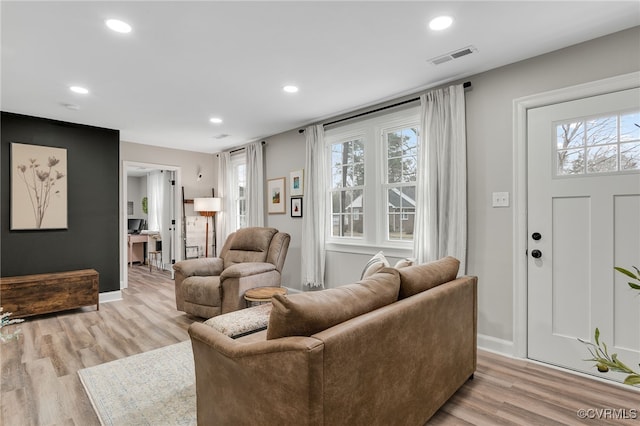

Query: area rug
[{"left": 78, "top": 341, "right": 196, "bottom": 425}]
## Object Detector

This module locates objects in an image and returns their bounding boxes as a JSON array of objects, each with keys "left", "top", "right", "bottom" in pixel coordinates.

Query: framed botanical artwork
[
  {"left": 290, "top": 169, "right": 304, "bottom": 196},
  {"left": 291, "top": 197, "right": 303, "bottom": 218},
  {"left": 267, "top": 177, "right": 286, "bottom": 214},
  {"left": 11, "top": 143, "right": 68, "bottom": 230}
]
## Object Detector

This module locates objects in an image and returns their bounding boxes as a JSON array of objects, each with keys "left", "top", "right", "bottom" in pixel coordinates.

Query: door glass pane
[
  {"left": 620, "top": 142, "right": 640, "bottom": 170},
  {"left": 586, "top": 116, "right": 617, "bottom": 146},
  {"left": 556, "top": 122, "right": 584, "bottom": 149},
  {"left": 586, "top": 145, "right": 617, "bottom": 173},
  {"left": 557, "top": 149, "right": 584, "bottom": 175},
  {"left": 620, "top": 112, "right": 640, "bottom": 141}
]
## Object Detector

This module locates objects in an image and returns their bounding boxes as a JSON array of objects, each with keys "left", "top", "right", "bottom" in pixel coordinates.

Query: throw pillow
[
  {"left": 394, "top": 257, "right": 416, "bottom": 269},
  {"left": 397, "top": 256, "right": 460, "bottom": 299},
  {"left": 361, "top": 251, "right": 390, "bottom": 279},
  {"left": 267, "top": 268, "right": 400, "bottom": 340}
]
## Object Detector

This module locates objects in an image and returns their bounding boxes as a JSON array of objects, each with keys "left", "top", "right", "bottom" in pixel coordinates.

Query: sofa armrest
[
  {"left": 173, "top": 257, "right": 224, "bottom": 277},
  {"left": 220, "top": 262, "right": 276, "bottom": 279},
  {"left": 188, "top": 322, "right": 324, "bottom": 424}
]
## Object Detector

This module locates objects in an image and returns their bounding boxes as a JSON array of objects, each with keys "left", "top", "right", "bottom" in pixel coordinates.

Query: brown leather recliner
[{"left": 173, "top": 227, "right": 290, "bottom": 319}]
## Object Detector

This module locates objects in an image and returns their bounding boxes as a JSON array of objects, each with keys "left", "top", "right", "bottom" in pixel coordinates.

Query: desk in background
[{"left": 127, "top": 233, "right": 147, "bottom": 267}]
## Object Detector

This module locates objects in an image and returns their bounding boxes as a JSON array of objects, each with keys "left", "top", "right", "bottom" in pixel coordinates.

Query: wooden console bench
[{"left": 0, "top": 269, "right": 99, "bottom": 319}]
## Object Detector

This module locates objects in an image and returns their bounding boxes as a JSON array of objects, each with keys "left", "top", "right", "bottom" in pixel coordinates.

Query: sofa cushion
[
  {"left": 397, "top": 256, "right": 460, "bottom": 299},
  {"left": 360, "top": 251, "right": 390, "bottom": 279},
  {"left": 267, "top": 268, "right": 400, "bottom": 340},
  {"left": 204, "top": 303, "right": 272, "bottom": 338}
]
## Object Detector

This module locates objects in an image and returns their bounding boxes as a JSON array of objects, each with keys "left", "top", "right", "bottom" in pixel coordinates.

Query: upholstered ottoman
[{"left": 203, "top": 303, "right": 272, "bottom": 338}]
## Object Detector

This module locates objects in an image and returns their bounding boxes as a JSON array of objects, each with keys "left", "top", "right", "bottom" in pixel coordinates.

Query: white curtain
[
  {"left": 301, "top": 124, "right": 327, "bottom": 288},
  {"left": 216, "top": 152, "right": 232, "bottom": 253},
  {"left": 147, "top": 171, "right": 164, "bottom": 233},
  {"left": 414, "top": 84, "right": 467, "bottom": 273},
  {"left": 245, "top": 142, "right": 264, "bottom": 227}
]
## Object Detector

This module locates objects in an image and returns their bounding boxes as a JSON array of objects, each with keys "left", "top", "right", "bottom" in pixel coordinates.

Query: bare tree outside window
[{"left": 330, "top": 139, "right": 364, "bottom": 238}]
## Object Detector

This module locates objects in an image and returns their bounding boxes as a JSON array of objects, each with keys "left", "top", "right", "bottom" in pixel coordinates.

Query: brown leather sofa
[
  {"left": 173, "top": 227, "right": 290, "bottom": 318},
  {"left": 188, "top": 257, "right": 477, "bottom": 425}
]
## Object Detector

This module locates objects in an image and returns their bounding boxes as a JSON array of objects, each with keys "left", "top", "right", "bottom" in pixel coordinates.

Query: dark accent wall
[{"left": 1, "top": 112, "right": 120, "bottom": 293}]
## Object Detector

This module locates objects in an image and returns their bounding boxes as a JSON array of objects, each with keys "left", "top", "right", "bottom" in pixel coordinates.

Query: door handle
[
  {"left": 532, "top": 232, "right": 542, "bottom": 240},
  {"left": 531, "top": 249, "right": 542, "bottom": 259}
]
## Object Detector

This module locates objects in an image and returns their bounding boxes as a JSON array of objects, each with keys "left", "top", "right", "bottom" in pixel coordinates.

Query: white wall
[
  {"left": 126, "top": 175, "right": 147, "bottom": 220},
  {"left": 256, "top": 27, "right": 640, "bottom": 348},
  {"left": 262, "top": 132, "right": 306, "bottom": 289},
  {"left": 121, "top": 142, "right": 218, "bottom": 202}
]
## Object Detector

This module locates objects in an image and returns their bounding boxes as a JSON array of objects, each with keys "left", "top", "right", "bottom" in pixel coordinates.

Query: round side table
[{"left": 244, "top": 286, "right": 288, "bottom": 307}]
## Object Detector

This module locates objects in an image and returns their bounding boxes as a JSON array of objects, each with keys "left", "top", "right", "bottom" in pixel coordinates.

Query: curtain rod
[
  {"left": 298, "top": 81, "right": 471, "bottom": 133},
  {"left": 217, "top": 140, "right": 266, "bottom": 156}
]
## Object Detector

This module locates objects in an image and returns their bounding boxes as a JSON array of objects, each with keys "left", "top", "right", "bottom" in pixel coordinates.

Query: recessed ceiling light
[
  {"left": 429, "top": 16, "right": 453, "bottom": 31},
  {"left": 283, "top": 85, "right": 299, "bottom": 93},
  {"left": 106, "top": 19, "right": 132, "bottom": 34},
  {"left": 209, "top": 117, "right": 223, "bottom": 124},
  {"left": 69, "top": 86, "right": 89, "bottom": 94}
]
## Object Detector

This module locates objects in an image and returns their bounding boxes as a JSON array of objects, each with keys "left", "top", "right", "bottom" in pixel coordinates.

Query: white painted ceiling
[{"left": 2, "top": 1, "right": 639, "bottom": 154}]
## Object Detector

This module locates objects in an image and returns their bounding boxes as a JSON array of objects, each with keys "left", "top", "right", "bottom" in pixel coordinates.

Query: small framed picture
[
  {"left": 268, "top": 177, "right": 286, "bottom": 214},
  {"left": 290, "top": 169, "right": 304, "bottom": 196},
  {"left": 291, "top": 197, "right": 303, "bottom": 218}
]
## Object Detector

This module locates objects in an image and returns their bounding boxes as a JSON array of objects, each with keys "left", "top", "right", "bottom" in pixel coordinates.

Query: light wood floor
[{"left": 1, "top": 265, "right": 638, "bottom": 425}]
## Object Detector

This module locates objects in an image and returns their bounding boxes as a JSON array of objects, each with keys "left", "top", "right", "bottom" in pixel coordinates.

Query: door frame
[
  {"left": 512, "top": 71, "right": 640, "bottom": 358},
  {"left": 121, "top": 160, "right": 183, "bottom": 291}
]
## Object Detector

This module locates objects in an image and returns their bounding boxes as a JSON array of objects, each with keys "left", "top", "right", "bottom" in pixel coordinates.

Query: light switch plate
[{"left": 492, "top": 192, "right": 509, "bottom": 207}]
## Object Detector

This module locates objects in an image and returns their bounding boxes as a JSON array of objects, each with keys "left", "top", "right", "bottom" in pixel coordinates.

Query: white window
[
  {"left": 325, "top": 107, "right": 419, "bottom": 249},
  {"left": 555, "top": 110, "right": 640, "bottom": 176},
  {"left": 230, "top": 153, "right": 246, "bottom": 230},
  {"left": 383, "top": 126, "right": 417, "bottom": 241},
  {"left": 330, "top": 137, "right": 365, "bottom": 238}
]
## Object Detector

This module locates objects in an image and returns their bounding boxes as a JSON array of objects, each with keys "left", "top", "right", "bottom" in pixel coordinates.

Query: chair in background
[
  {"left": 173, "top": 227, "right": 290, "bottom": 318},
  {"left": 148, "top": 234, "right": 162, "bottom": 272}
]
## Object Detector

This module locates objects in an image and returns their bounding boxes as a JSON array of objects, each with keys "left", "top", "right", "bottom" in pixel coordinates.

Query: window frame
[{"left": 324, "top": 106, "right": 420, "bottom": 255}]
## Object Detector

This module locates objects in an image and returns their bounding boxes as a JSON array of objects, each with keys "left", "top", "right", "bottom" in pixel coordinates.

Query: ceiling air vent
[{"left": 428, "top": 45, "right": 477, "bottom": 65}]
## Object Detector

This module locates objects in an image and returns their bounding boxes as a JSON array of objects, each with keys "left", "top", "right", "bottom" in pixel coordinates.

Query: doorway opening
[{"left": 121, "top": 161, "right": 182, "bottom": 290}]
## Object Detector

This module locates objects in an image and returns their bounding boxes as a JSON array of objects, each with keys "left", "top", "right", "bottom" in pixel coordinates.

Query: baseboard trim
[
  {"left": 477, "top": 333, "right": 514, "bottom": 357},
  {"left": 99, "top": 290, "right": 122, "bottom": 304}
]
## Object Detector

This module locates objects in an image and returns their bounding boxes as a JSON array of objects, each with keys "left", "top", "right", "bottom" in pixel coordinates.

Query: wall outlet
[{"left": 492, "top": 192, "right": 509, "bottom": 207}]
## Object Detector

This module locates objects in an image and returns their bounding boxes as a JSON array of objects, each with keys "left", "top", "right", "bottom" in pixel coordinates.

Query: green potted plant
[{"left": 579, "top": 266, "right": 640, "bottom": 387}]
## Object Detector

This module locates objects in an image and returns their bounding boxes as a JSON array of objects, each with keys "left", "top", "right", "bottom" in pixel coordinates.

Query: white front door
[{"left": 527, "top": 88, "right": 640, "bottom": 382}]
